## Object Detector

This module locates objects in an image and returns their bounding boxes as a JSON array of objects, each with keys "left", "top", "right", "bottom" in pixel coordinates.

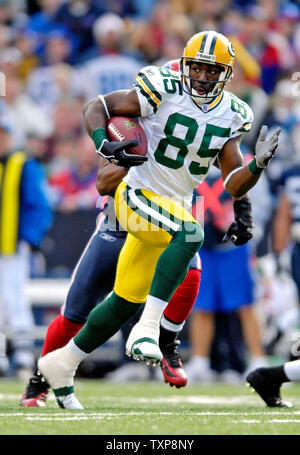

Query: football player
[
  {"left": 38, "top": 31, "right": 280, "bottom": 409},
  {"left": 20, "top": 157, "right": 202, "bottom": 406}
]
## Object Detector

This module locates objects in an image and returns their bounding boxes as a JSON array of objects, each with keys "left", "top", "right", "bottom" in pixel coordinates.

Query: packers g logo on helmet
[{"left": 180, "top": 31, "right": 235, "bottom": 107}]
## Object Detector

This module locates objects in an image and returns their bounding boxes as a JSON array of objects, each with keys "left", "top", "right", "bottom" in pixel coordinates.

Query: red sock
[
  {"left": 163, "top": 268, "right": 201, "bottom": 324},
  {"left": 41, "top": 314, "right": 84, "bottom": 356}
]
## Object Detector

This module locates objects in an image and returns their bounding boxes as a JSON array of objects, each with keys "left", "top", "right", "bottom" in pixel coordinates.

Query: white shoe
[
  {"left": 125, "top": 323, "right": 163, "bottom": 365},
  {"left": 55, "top": 393, "right": 83, "bottom": 410},
  {"left": 37, "top": 348, "right": 83, "bottom": 410}
]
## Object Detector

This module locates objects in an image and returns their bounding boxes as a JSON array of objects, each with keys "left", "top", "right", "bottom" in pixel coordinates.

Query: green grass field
[{"left": 1, "top": 378, "right": 300, "bottom": 436}]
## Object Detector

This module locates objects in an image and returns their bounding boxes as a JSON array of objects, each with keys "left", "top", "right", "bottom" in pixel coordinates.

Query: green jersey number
[
  {"left": 158, "top": 68, "right": 183, "bottom": 95},
  {"left": 154, "top": 113, "right": 231, "bottom": 175},
  {"left": 230, "top": 94, "right": 247, "bottom": 119},
  {"left": 154, "top": 113, "right": 197, "bottom": 170},
  {"left": 163, "top": 78, "right": 183, "bottom": 95}
]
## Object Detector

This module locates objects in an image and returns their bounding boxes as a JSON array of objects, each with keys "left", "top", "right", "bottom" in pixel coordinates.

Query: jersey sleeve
[
  {"left": 134, "top": 65, "right": 178, "bottom": 117},
  {"left": 229, "top": 94, "right": 254, "bottom": 138}
]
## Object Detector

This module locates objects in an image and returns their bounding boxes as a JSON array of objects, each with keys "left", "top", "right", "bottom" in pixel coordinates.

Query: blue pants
[
  {"left": 63, "top": 230, "right": 126, "bottom": 324},
  {"left": 194, "top": 245, "right": 254, "bottom": 313}
]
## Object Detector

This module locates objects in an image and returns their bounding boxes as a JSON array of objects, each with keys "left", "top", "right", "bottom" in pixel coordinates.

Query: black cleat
[
  {"left": 246, "top": 368, "right": 293, "bottom": 408},
  {"left": 20, "top": 370, "right": 50, "bottom": 407}
]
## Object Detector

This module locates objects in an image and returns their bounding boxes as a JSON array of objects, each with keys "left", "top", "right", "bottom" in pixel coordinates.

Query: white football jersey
[{"left": 124, "top": 65, "right": 253, "bottom": 207}]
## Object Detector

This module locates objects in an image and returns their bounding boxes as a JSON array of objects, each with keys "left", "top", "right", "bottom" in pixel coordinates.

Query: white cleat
[
  {"left": 125, "top": 324, "right": 163, "bottom": 365},
  {"left": 37, "top": 347, "right": 83, "bottom": 410},
  {"left": 56, "top": 393, "right": 83, "bottom": 410}
]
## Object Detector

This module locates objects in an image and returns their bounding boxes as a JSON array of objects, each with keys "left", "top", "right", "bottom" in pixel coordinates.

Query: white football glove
[{"left": 255, "top": 125, "right": 281, "bottom": 168}]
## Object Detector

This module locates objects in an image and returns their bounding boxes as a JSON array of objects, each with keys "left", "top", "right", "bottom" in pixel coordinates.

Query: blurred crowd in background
[
  {"left": 0, "top": 0, "right": 299, "bottom": 211},
  {"left": 0, "top": 0, "right": 300, "bottom": 380}
]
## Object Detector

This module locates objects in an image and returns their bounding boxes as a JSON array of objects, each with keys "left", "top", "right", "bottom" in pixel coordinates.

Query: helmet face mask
[{"left": 180, "top": 31, "right": 235, "bottom": 107}]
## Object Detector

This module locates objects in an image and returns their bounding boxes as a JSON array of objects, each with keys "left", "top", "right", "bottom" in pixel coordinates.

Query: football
[{"left": 106, "top": 116, "right": 148, "bottom": 156}]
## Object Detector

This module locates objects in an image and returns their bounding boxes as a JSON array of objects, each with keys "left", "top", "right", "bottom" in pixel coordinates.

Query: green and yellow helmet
[{"left": 180, "top": 31, "right": 235, "bottom": 105}]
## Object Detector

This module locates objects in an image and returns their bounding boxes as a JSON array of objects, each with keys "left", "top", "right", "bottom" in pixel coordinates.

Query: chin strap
[{"left": 191, "top": 91, "right": 215, "bottom": 107}]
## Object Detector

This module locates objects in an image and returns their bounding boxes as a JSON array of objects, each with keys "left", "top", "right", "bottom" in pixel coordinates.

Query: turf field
[{"left": 1, "top": 378, "right": 300, "bottom": 436}]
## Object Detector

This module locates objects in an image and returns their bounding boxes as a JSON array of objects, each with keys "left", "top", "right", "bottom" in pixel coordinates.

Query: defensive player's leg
[
  {"left": 246, "top": 244, "right": 300, "bottom": 408},
  {"left": 42, "top": 231, "right": 126, "bottom": 355},
  {"left": 162, "top": 253, "right": 201, "bottom": 327},
  {"left": 184, "top": 248, "right": 218, "bottom": 383},
  {"left": 246, "top": 361, "right": 298, "bottom": 408},
  {"left": 159, "top": 253, "right": 201, "bottom": 387}
]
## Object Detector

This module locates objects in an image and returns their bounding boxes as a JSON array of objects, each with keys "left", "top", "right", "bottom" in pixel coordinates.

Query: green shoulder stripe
[
  {"left": 134, "top": 81, "right": 159, "bottom": 113},
  {"left": 137, "top": 72, "right": 162, "bottom": 101}
]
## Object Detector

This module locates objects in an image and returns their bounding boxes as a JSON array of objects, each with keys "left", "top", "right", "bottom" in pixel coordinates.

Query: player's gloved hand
[
  {"left": 222, "top": 196, "right": 254, "bottom": 246},
  {"left": 255, "top": 125, "right": 281, "bottom": 168},
  {"left": 98, "top": 140, "right": 148, "bottom": 168}
]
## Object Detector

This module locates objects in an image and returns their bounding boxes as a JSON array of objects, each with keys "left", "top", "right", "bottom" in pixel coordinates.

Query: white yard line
[
  {"left": 235, "top": 419, "right": 300, "bottom": 424},
  {"left": 1, "top": 409, "right": 300, "bottom": 424},
  {"left": 267, "top": 419, "right": 300, "bottom": 423},
  {"left": 0, "top": 411, "right": 299, "bottom": 419}
]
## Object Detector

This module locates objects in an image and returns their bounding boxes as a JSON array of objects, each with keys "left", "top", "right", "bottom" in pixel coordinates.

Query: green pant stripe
[
  {"left": 134, "top": 189, "right": 184, "bottom": 228},
  {"left": 124, "top": 186, "right": 176, "bottom": 236},
  {"left": 128, "top": 186, "right": 183, "bottom": 231}
]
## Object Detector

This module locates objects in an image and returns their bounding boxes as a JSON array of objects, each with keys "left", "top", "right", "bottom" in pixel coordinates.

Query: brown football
[{"left": 106, "top": 117, "right": 148, "bottom": 156}]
